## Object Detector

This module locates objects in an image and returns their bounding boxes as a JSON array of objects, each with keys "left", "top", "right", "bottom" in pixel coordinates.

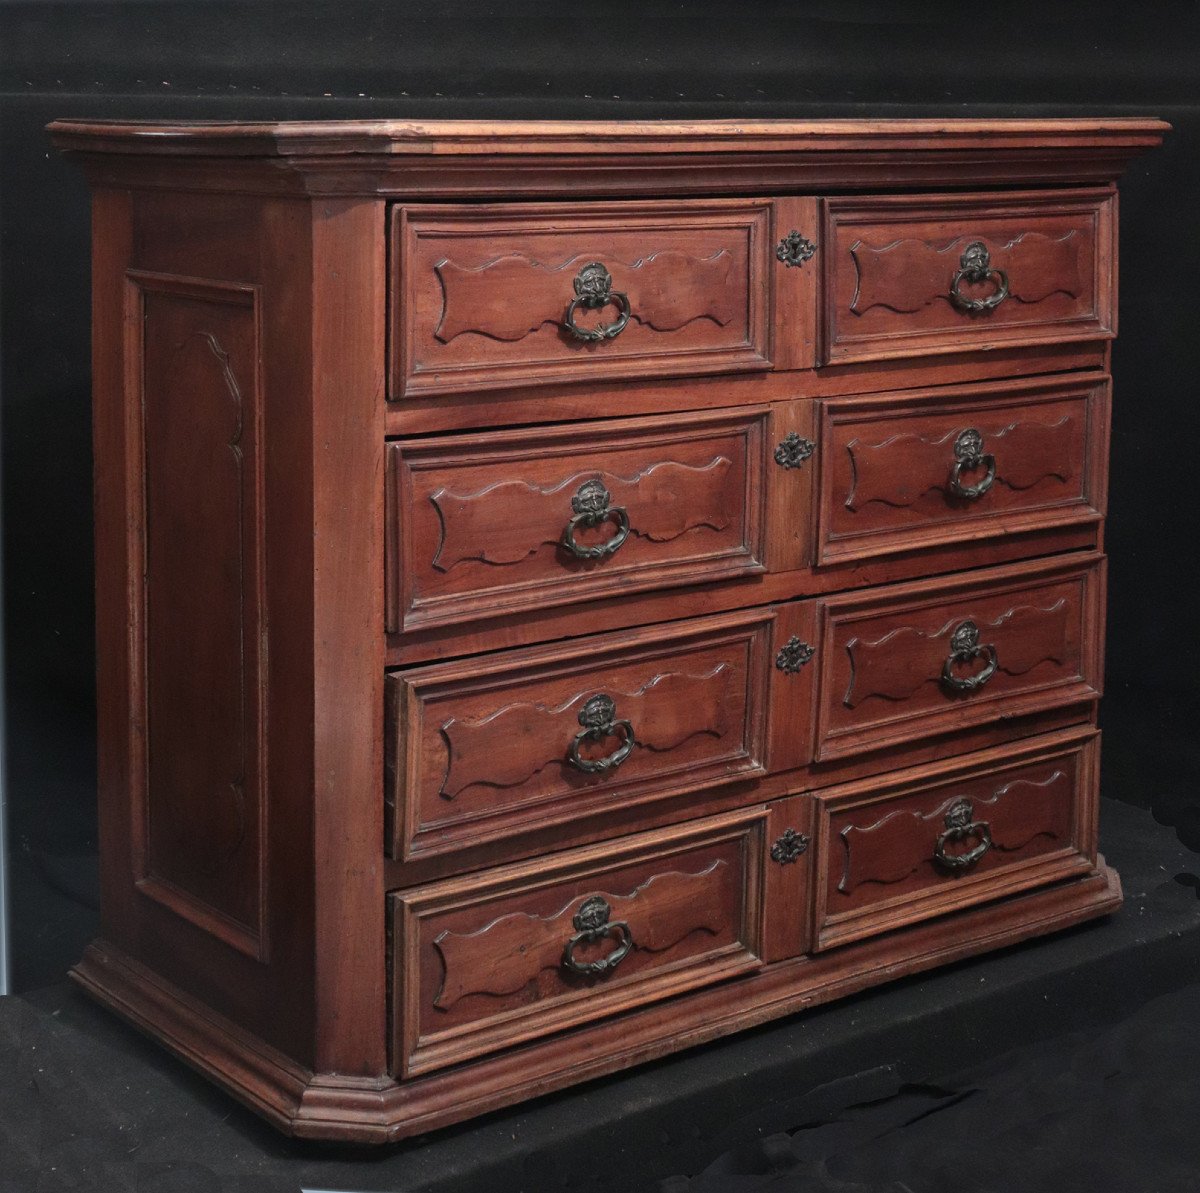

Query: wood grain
[
  {"left": 813, "top": 554, "right": 1105, "bottom": 762},
  {"left": 308, "top": 198, "right": 388, "bottom": 1077},
  {"left": 49, "top": 118, "right": 1169, "bottom": 200},
  {"left": 822, "top": 189, "right": 1115, "bottom": 364},
  {"left": 130, "top": 271, "right": 267, "bottom": 959},
  {"left": 431, "top": 865, "right": 730, "bottom": 1010},
  {"left": 58, "top": 116, "right": 1161, "bottom": 1143},
  {"left": 72, "top": 819, "right": 1120, "bottom": 1141},
  {"left": 391, "top": 807, "right": 766, "bottom": 1076},
  {"left": 385, "top": 405, "right": 770, "bottom": 633},
  {"left": 383, "top": 341, "right": 1111, "bottom": 438},
  {"left": 386, "top": 607, "right": 776, "bottom": 861},
  {"left": 813, "top": 729, "right": 1099, "bottom": 949},
  {"left": 817, "top": 374, "right": 1106, "bottom": 566},
  {"left": 392, "top": 200, "right": 772, "bottom": 398}
]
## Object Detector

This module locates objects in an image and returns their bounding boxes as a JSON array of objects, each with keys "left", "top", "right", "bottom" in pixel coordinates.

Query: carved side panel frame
[{"left": 123, "top": 270, "right": 268, "bottom": 960}]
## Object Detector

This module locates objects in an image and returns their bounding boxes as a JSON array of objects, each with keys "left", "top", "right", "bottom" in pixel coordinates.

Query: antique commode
[{"left": 49, "top": 117, "right": 1167, "bottom": 1140}]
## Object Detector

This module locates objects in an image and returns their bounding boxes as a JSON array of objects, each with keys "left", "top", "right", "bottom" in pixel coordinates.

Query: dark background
[{"left": 2, "top": 0, "right": 1198, "bottom": 992}]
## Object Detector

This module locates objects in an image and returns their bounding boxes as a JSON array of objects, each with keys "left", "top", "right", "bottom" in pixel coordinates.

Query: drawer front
[
  {"left": 386, "top": 407, "right": 771, "bottom": 633},
  {"left": 814, "top": 731, "right": 1098, "bottom": 950},
  {"left": 386, "top": 608, "right": 785, "bottom": 861},
  {"left": 812, "top": 555, "right": 1104, "bottom": 762},
  {"left": 816, "top": 376, "right": 1108, "bottom": 566},
  {"left": 390, "top": 807, "right": 768, "bottom": 1075},
  {"left": 821, "top": 190, "right": 1114, "bottom": 364},
  {"left": 390, "top": 200, "right": 773, "bottom": 398}
]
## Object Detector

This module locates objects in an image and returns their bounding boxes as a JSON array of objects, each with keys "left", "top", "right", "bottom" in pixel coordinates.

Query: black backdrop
[{"left": 2, "top": 0, "right": 1199, "bottom": 991}]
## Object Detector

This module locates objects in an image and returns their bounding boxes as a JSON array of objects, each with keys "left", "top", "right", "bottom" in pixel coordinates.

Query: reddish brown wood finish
[
  {"left": 385, "top": 372, "right": 1112, "bottom": 655},
  {"left": 49, "top": 117, "right": 1169, "bottom": 199},
  {"left": 71, "top": 774, "right": 1120, "bottom": 1141},
  {"left": 81, "top": 179, "right": 392, "bottom": 1083},
  {"left": 383, "top": 342, "right": 1111, "bottom": 438},
  {"left": 309, "top": 199, "right": 389, "bottom": 1077},
  {"left": 812, "top": 554, "right": 1104, "bottom": 763},
  {"left": 385, "top": 405, "right": 778, "bottom": 633},
  {"left": 53, "top": 117, "right": 1164, "bottom": 1143},
  {"left": 385, "top": 518, "right": 1105, "bottom": 670},
  {"left": 391, "top": 807, "right": 767, "bottom": 1076},
  {"left": 124, "top": 272, "right": 267, "bottom": 959},
  {"left": 90, "top": 189, "right": 328, "bottom": 1068},
  {"left": 391, "top": 201, "right": 775, "bottom": 398},
  {"left": 383, "top": 554, "right": 1103, "bottom": 872},
  {"left": 385, "top": 606, "right": 794, "bottom": 861},
  {"left": 816, "top": 374, "right": 1108, "bottom": 566},
  {"left": 821, "top": 189, "right": 1115, "bottom": 364},
  {"left": 813, "top": 730, "right": 1099, "bottom": 949}
]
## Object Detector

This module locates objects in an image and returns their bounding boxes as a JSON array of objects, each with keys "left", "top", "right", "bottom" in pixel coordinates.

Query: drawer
[
  {"left": 389, "top": 806, "right": 770, "bottom": 1075},
  {"left": 821, "top": 189, "right": 1114, "bottom": 365},
  {"left": 385, "top": 607, "right": 799, "bottom": 861},
  {"left": 389, "top": 200, "right": 773, "bottom": 398},
  {"left": 815, "top": 375, "right": 1108, "bottom": 566},
  {"left": 386, "top": 406, "right": 773, "bottom": 634},
  {"left": 813, "top": 730, "right": 1099, "bottom": 950},
  {"left": 811, "top": 555, "right": 1104, "bottom": 763}
]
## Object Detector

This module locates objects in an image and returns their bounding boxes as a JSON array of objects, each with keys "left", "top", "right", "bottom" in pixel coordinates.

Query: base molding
[{"left": 72, "top": 863, "right": 1120, "bottom": 1143}]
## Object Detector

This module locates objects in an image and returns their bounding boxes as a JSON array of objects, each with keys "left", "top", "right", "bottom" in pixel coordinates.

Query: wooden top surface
[
  {"left": 48, "top": 117, "right": 1169, "bottom": 197},
  {"left": 47, "top": 116, "right": 1170, "bottom": 157}
]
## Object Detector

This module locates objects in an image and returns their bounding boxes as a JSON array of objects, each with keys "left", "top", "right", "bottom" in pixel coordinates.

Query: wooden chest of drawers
[{"left": 49, "top": 116, "right": 1166, "bottom": 1142}]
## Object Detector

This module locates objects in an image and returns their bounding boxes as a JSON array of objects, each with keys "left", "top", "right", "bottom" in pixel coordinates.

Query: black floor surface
[
  {"left": 662, "top": 978, "right": 1200, "bottom": 1193},
  {"left": 2, "top": 797, "right": 1199, "bottom": 1192}
]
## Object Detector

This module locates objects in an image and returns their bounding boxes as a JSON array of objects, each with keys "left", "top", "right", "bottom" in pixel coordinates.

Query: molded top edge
[{"left": 47, "top": 116, "right": 1172, "bottom": 158}]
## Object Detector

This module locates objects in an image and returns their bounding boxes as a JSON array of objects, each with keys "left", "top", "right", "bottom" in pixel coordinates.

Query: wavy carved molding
[
  {"left": 836, "top": 769, "right": 1069, "bottom": 895},
  {"left": 432, "top": 860, "right": 730, "bottom": 1011},
  {"left": 438, "top": 663, "right": 736, "bottom": 800},
  {"left": 433, "top": 249, "right": 738, "bottom": 344},
  {"left": 844, "top": 415, "right": 1075, "bottom": 512},
  {"left": 849, "top": 230, "right": 1083, "bottom": 317},
  {"left": 429, "top": 456, "right": 734, "bottom": 572},
  {"left": 843, "top": 597, "right": 1071, "bottom": 709}
]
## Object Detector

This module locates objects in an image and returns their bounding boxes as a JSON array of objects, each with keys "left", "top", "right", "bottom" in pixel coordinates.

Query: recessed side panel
[{"left": 129, "top": 272, "right": 267, "bottom": 960}]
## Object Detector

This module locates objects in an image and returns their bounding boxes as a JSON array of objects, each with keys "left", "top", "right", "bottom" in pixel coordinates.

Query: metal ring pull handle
[
  {"left": 949, "top": 241, "right": 1010, "bottom": 314},
  {"left": 948, "top": 427, "right": 997, "bottom": 500},
  {"left": 941, "top": 620, "right": 998, "bottom": 693},
  {"left": 563, "top": 479, "right": 630, "bottom": 560},
  {"left": 568, "top": 694, "right": 635, "bottom": 774},
  {"left": 563, "top": 262, "right": 631, "bottom": 342},
  {"left": 934, "top": 799, "right": 993, "bottom": 872},
  {"left": 562, "top": 896, "right": 634, "bottom": 976}
]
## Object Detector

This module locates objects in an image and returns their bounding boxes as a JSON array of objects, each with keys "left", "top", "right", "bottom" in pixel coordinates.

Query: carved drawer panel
[
  {"left": 385, "top": 607, "right": 799, "bottom": 862},
  {"left": 810, "top": 555, "right": 1104, "bottom": 763},
  {"left": 816, "top": 374, "right": 1108, "bottom": 566},
  {"left": 389, "top": 200, "right": 773, "bottom": 398},
  {"left": 389, "top": 806, "right": 769, "bottom": 1075},
  {"left": 821, "top": 189, "right": 1114, "bottom": 365},
  {"left": 813, "top": 730, "right": 1099, "bottom": 950},
  {"left": 386, "top": 406, "right": 772, "bottom": 634}
]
